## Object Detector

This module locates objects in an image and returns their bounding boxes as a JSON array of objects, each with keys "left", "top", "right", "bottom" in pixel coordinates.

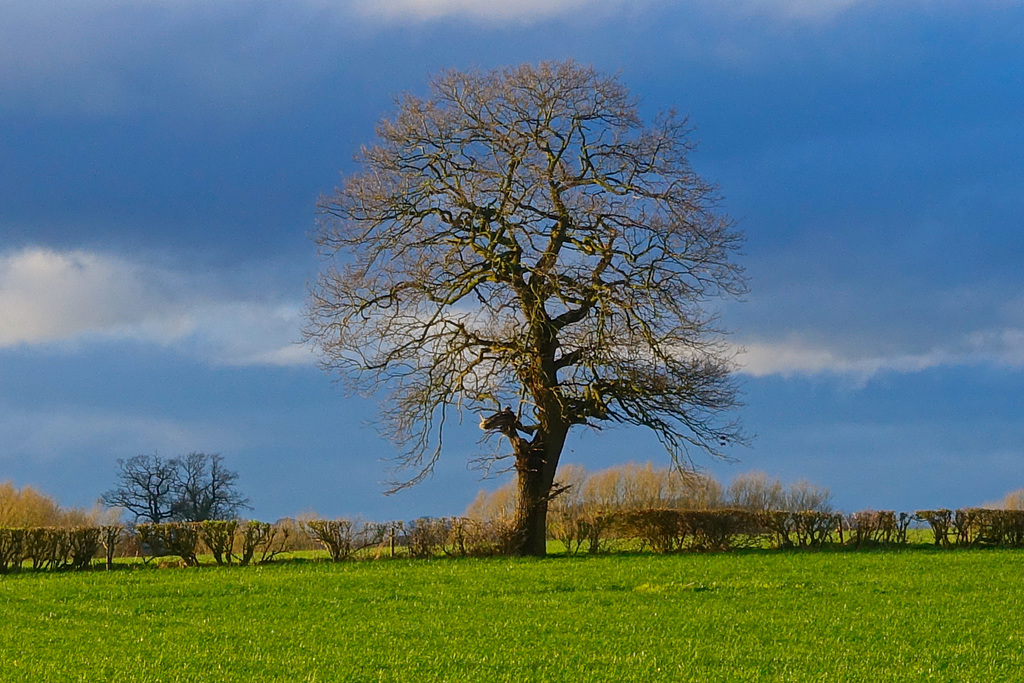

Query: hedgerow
[{"left": 5, "top": 505, "right": 1024, "bottom": 572}]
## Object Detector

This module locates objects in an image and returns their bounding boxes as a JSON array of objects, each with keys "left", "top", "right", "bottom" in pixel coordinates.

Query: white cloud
[
  {"left": 10, "top": 245, "right": 1015, "bottom": 380},
  {"left": 0, "top": 247, "right": 311, "bottom": 367},
  {"left": 736, "top": 328, "right": 1024, "bottom": 381},
  {"left": 736, "top": 0, "right": 863, "bottom": 21},
  {"left": 340, "top": 0, "right": 875, "bottom": 23},
  {"left": 349, "top": 0, "right": 609, "bottom": 21},
  {"left": 0, "top": 249, "right": 171, "bottom": 346}
]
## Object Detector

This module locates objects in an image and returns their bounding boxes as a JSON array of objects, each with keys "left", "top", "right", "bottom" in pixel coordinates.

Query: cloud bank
[
  {"left": 0, "top": 247, "right": 311, "bottom": 367},
  {"left": 351, "top": 0, "right": 604, "bottom": 21},
  {"left": 1, "top": 0, "right": 1008, "bottom": 121},
  {"left": 350, "top": 0, "right": 865, "bottom": 22},
  {"left": 737, "top": 329, "right": 1024, "bottom": 381},
  {"left": 5, "top": 246, "right": 1021, "bottom": 381}
]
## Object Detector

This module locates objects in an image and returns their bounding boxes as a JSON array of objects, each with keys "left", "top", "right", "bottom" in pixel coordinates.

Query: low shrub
[
  {"left": 67, "top": 527, "right": 103, "bottom": 570},
  {"left": 756, "top": 511, "right": 840, "bottom": 549},
  {"left": 614, "top": 509, "right": 761, "bottom": 553},
  {"left": 916, "top": 509, "right": 954, "bottom": 547},
  {"left": 0, "top": 527, "right": 101, "bottom": 571},
  {"left": 100, "top": 525, "right": 123, "bottom": 569},
  {"left": 136, "top": 523, "right": 201, "bottom": 566},
  {"left": 401, "top": 517, "right": 515, "bottom": 558},
  {"left": 687, "top": 509, "right": 762, "bottom": 551},
  {"left": 237, "top": 520, "right": 291, "bottom": 566},
  {"left": 198, "top": 520, "right": 238, "bottom": 566},
  {"left": 948, "top": 508, "right": 1024, "bottom": 547},
  {"left": 549, "top": 505, "right": 613, "bottom": 556},
  {"left": 0, "top": 528, "right": 25, "bottom": 572},
  {"left": 303, "top": 519, "right": 385, "bottom": 561},
  {"left": 845, "top": 510, "right": 913, "bottom": 548}
]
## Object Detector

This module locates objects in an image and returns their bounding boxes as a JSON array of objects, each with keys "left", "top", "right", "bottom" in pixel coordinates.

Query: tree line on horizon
[
  {"left": 4, "top": 460, "right": 1024, "bottom": 572},
  {"left": 4, "top": 460, "right": 1024, "bottom": 531}
]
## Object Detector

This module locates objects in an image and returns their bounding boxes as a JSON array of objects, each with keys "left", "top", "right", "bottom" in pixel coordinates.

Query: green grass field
[{"left": 1, "top": 549, "right": 1021, "bottom": 681}]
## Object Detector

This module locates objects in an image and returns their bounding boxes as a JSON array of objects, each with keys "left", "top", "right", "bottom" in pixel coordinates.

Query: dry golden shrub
[{"left": 0, "top": 481, "right": 114, "bottom": 528}]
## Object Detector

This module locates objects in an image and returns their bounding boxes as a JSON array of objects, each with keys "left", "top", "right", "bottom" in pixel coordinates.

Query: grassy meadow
[{"left": 1, "top": 548, "right": 1022, "bottom": 681}]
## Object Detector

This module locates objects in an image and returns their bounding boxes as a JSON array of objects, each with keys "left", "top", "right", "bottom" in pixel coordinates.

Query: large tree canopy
[{"left": 306, "top": 61, "right": 745, "bottom": 555}]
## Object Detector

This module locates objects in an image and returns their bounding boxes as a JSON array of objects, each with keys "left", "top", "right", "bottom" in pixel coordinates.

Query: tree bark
[
  {"left": 509, "top": 428, "right": 566, "bottom": 557},
  {"left": 512, "top": 449, "right": 549, "bottom": 556}
]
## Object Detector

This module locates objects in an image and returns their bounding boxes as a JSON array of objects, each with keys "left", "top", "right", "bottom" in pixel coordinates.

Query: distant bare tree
[
  {"left": 171, "top": 452, "right": 250, "bottom": 522},
  {"left": 306, "top": 60, "right": 745, "bottom": 556},
  {"left": 727, "top": 471, "right": 787, "bottom": 512},
  {"left": 102, "top": 453, "right": 250, "bottom": 523},
  {"left": 999, "top": 489, "right": 1024, "bottom": 510},
  {"left": 727, "top": 471, "right": 832, "bottom": 513},
  {"left": 102, "top": 454, "right": 178, "bottom": 523}
]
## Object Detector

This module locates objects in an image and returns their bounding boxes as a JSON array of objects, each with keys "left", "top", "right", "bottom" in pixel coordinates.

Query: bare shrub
[
  {"left": 468, "top": 462, "right": 727, "bottom": 552},
  {"left": 790, "top": 511, "right": 840, "bottom": 548},
  {"left": 465, "top": 484, "right": 517, "bottom": 523},
  {"left": 728, "top": 472, "right": 786, "bottom": 512},
  {"left": 916, "top": 509, "right": 954, "bottom": 547},
  {"left": 548, "top": 504, "right": 587, "bottom": 556},
  {"left": 686, "top": 509, "right": 762, "bottom": 551},
  {"left": 199, "top": 520, "right": 238, "bottom": 566},
  {"left": 7, "top": 527, "right": 100, "bottom": 571},
  {"left": 990, "top": 509, "right": 1024, "bottom": 546},
  {"left": 0, "top": 528, "right": 25, "bottom": 572},
  {"left": 991, "top": 509, "right": 1024, "bottom": 546},
  {"left": 303, "top": 519, "right": 383, "bottom": 561},
  {"left": 273, "top": 516, "right": 321, "bottom": 552},
  {"left": 847, "top": 510, "right": 877, "bottom": 547},
  {"left": 754, "top": 510, "right": 838, "bottom": 549},
  {"left": 846, "top": 510, "right": 912, "bottom": 548},
  {"left": 136, "top": 522, "right": 200, "bottom": 566},
  {"left": 0, "top": 481, "right": 108, "bottom": 528},
  {"left": 948, "top": 508, "right": 1024, "bottom": 548},
  {"left": 952, "top": 508, "right": 981, "bottom": 546},
  {"left": 893, "top": 512, "right": 914, "bottom": 546},
  {"left": 548, "top": 505, "right": 613, "bottom": 556},
  {"left": 23, "top": 528, "right": 67, "bottom": 570},
  {"left": 406, "top": 517, "right": 451, "bottom": 559},
  {"left": 67, "top": 528, "right": 102, "bottom": 570},
  {"left": 101, "top": 525, "right": 123, "bottom": 570},
  {"left": 757, "top": 510, "right": 794, "bottom": 548},
  {"left": 465, "top": 518, "right": 518, "bottom": 556},
  {"left": 399, "top": 517, "right": 514, "bottom": 558},
  {"left": 303, "top": 519, "right": 354, "bottom": 561},
  {"left": 617, "top": 510, "right": 688, "bottom": 553},
  {"left": 1002, "top": 490, "right": 1024, "bottom": 510},
  {"left": 236, "top": 521, "right": 291, "bottom": 566}
]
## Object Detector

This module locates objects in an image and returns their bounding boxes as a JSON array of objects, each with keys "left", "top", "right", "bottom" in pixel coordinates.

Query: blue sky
[{"left": 1, "top": 0, "right": 1022, "bottom": 520}]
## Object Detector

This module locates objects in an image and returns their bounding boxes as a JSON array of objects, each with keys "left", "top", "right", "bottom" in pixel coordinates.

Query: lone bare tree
[
  {"left": 102, "top": 452, "right": 250, "bottom": 523},
  {"left": 305, "top": 61, "right": 745, "bottom": 556}
]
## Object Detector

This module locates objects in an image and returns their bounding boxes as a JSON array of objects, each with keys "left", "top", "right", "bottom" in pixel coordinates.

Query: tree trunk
[
  {"left": 512, "top": 450, "right": 550, "bottom": 556},
  {"left": 509, "top": 429, "right": 567, "bottom": 557}
]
